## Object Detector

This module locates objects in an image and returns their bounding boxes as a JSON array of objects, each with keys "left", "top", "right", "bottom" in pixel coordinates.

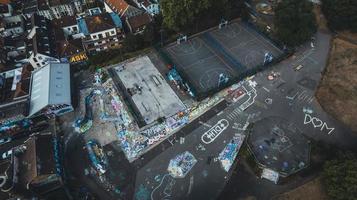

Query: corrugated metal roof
[
  {"left": 29, "top": 63, "right": 71, "bottom": 116},
  {"left": 48, "top": 63, "right": 71, "bottom": 105},
  {"left": 29, "top": 64, "right": 50, "bottom": 116}
]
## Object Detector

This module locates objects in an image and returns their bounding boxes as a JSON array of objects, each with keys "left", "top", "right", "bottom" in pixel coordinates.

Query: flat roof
[{"left": 113, "top": 56, "right": 185, "bottom": 125}]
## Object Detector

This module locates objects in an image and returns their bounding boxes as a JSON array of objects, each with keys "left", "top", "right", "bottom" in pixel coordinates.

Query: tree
[
  {"left": 321, "top": 0, "right": 357, "bottom": 32},
  {"left": 143, "top": 23, "right": 155, "bottom": 45},
  {"left": 123, "top": 34, "right": 145, "bottom": 52},
  {"left": 274, "top": 0, "right": 317, "bottom": 47},
  {"left": 322, "top": 152, "right": 357, "bottom": 200},
  {"left": 160, "top": 0, "right": 213, "bottom": 31}
]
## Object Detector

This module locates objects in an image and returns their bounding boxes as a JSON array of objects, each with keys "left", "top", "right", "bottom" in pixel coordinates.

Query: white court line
[
  {"left": 167, "top": 39, "right": 204, "bottom": 56},
  {"left": 213, "top": 23, "right": 242, "bottom": 39},
  {"left": 229, "top": 39, "right": 257, "bottom": 51},
  {"left": 307, "top": 57, "right": 318, "bottom": 64},
  {"left": 199, "top": 37, "right": 237, "bottom": 73},
  {"left": 182, "top": 54, "right": 218, "bottom": 70},
  {"left": 239, "top": 23, "right": 283, "bottom": 53},
  {"left": 263, "top": 87, "right": 270, "bottom": 92}
]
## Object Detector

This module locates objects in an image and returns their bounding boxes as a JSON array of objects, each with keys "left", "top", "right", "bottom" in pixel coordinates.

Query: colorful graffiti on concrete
[
  {"left": 74, "top": 89, "right": 101, "bottom": 133},
  {"left": 86, "top": 140, "right": 108, "bottom": 174},
  {"left": 218, "top": 134, "right": 245, "bottom": 172},
  {"left": 167, "top": 151, "right": 197, "bottom": 178},
  {"left": 135, "top": 184, "right": 150, "bottom": 200},
  {"left": 0, "top": 118, "right": 32, "bottom": 133}
]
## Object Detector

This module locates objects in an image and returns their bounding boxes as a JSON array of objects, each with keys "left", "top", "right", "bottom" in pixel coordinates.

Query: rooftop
[
  {"left": 105, "top": 0, "right": 129, "bottom": 16},
  {"left": 0, "top": 64, "right": 33, "bottom": 104},
  {"left": 52, "top": 15, "right": 77, "bottom": 28},
  {"left": 127, "top": 13, "right": 151, "bottom": 31},
  {"left": 23, "top": 0, "right": 38, "bottom": 14},
  {"left": 80, "top": 12, "right": 122, "bottom": 35},
  {"left": 29, "top": 63, "right": 71, "bottom": 116},
  {"left": 48, "top": 0, "right": 71, "bottom": 7},
  {"left": 1, "top": 132, "right": 63, "bottom": 197},
  {"left": 56, "top": 38, "right": 84, "bottom": 58},
  {"left": 113, "top": 56, "right": 186, "bottom": 125},
  {"left": 0, "top": 3, "right": 9, "bottom": 14}
]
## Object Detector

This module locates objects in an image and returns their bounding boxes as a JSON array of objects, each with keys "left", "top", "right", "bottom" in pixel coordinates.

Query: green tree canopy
[
  {"left": 274, "top": 0, "right": 317, "bottom": 47},
  {"left": 160, "top": 0, "right": 213, "bottom": 31},
  {"left": 322, "top": 153, "right": 357, "bottom": 200},
  {"left": 321, "top": 0, "right": 357, "bottom": 32}
]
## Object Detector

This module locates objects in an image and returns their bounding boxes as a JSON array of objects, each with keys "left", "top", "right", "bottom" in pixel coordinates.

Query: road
[{"left": 63, "top": 30, "right": 357, "bottom": 200}]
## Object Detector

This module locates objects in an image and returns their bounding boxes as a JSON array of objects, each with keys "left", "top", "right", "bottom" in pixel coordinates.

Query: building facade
[
  {"left": 78, "top": 12, "right": 125, "bottom": 54},
  {"left": 24, "top": 0, "right": 82, "bottom": 20}
]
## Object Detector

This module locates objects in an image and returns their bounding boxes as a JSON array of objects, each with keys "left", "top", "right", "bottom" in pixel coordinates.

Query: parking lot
[{"left": 164, "top": 21, "right": 283, "bottom": 97}]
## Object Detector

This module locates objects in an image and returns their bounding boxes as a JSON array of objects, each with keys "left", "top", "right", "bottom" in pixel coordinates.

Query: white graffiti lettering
[
  {"left": 304, "top": 113, "right": 334, "bottom": 135},
  {"left": 201, "top": 119, "right": 229, "bottom": 144}
]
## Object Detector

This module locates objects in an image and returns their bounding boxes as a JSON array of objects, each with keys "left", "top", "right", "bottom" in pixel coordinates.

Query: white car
[
  {"left": 0, "top": 138, "right": 11, "bottom": 145},
  {"left": 294, "top": 65, "right": 304, "bottom": 71},
  {"left": 1, "top": 150, "right": 12, "bottom": 160},
  {"left": 1, "top": 145, "right": 27, "bottom": 160}
]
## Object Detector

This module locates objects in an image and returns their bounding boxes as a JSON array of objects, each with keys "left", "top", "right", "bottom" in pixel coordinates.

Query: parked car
[
  {"left": 1, "top": 145, "right": 27, "bottom": 160},
  {"left": 1, "top": 150, "right": 12, "bottom": 159},
  {"left": 0, "top": 138, "right": 11, "bottom": 145},
  {"left": 294, "top": 64, "right": 304, "bottom": 71}
]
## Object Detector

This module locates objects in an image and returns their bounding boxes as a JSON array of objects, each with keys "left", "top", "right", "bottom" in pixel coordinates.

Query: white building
[
  {"left": 0, "top": 4, "right": 13, "bottom": 18},
  {"left": 78, "top": 12, "right": 125, "bottom": 54},
  {"left": 133, "top": 0, "right": 160, "bottom": 16},
  {"left": 52, "top": 15, "right": 79, "bottom": 38},
  {"left": 26, "top": 14, "right": 59, "bottom": 69},
  {"left": 24, "top": 0, "right": 82, "bottom": 20},
  {"left": 1, "top": 15, "right": 25, "bottom": 37},
  {"left": 29, "top": 62, "right": 73, "bottom": 117}
]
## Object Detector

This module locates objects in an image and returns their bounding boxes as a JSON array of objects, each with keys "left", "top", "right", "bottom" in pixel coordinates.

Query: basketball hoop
[
  {"left": 177, "top": 35, "right": 187, "bottom": 44},
  {"left": 219, "top": 19, "right": 228, "bottom": 29}
]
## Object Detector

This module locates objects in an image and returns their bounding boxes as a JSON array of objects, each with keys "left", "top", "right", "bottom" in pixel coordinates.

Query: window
[
  {"left": 73, "top": 26, "right": 77, "bottom": 32},
  {"left": 33, "top": 57, "right": 38, "bottom": 62},
  {"left": 111, "top": 31, "right": 115, "bottom": 35},
  {"left": 98, "top": 34, "right": 103, "bottom": 39},
  {"left": 92, "top": 35, "right": 97, "bottom": 39},
  {"left": 106, "top": 32, "right": 110, "bottom": 37}
]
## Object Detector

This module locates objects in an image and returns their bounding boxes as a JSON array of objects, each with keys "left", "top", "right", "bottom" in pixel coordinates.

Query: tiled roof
[
  {"left": 52, "top": 15, "right": 77, "bottom": 28},
  {"left": 84, "top": 13, "right": 116, "bottom": 34},
  {"left": 127, "top": 13, "right": 151, "bottom": 31},
  {"left": 105, "top": 0, "right": 129, "bottom": 16},
  {"left": 56, "top": 39, "right": 83, "bottom": 58}
]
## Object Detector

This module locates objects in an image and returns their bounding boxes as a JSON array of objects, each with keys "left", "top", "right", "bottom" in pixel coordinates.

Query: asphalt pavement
[{"left": 63, "top": 30, "right": 357, "bottom": 200}]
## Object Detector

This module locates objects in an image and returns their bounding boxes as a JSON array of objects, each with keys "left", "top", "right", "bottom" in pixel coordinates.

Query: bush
[
  {"left": 274, "top": 0, "right": 317, "bottom": 47},
  {"left": 322, "top": 152, "right": 357, "bottom": 200},
  {"left": 321, "top": 0, "right": 357, "bottom": 32}
]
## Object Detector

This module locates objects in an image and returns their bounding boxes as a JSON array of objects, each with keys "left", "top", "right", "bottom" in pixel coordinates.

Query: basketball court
[
  {"left": 209, "top": 22, "right": 283, "bottom": 68},
  {"left": 163, "top": 21, "right": 284, "bottom": 97},
  {"left": 165, "top": 37, "right": 238, "bottom": 95}
]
